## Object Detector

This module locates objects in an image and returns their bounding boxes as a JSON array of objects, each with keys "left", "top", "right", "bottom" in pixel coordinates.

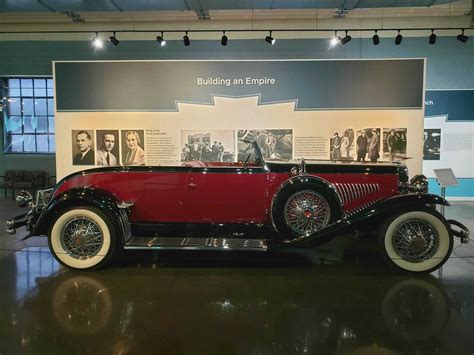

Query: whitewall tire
[
  {"left": 378, "top": 209, "right": 453, "bottom": 273},
  {"left": 49, "top": 207, "right": 117, "bottom": 270}
]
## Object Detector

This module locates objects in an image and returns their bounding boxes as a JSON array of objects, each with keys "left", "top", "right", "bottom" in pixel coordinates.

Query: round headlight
[
  {"left": 409, "top": 174, "right": 428, "bottom": 193},
  {"left": 15, "top": 191, "right": 33, "bottom": 208}
]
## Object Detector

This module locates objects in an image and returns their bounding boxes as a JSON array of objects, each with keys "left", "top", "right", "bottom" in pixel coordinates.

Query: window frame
[{"left": 2, "top": 76, "right": 55, "bottom": 155}]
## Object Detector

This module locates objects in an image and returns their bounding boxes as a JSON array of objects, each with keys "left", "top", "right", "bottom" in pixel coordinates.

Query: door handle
[{"left": 188, "top": 182, "right": 198, "bottom": 189}]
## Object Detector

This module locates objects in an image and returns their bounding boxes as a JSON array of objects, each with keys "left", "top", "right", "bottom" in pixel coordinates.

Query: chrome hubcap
[
  {"left": 392, "top": 219, "right": 439, "bottom": 263},
  {"left": 61, "top": 217, "right": 104, "bottom": 260},
  {"left": 284, "top": 190, "right": 330, "bottom": 236}
]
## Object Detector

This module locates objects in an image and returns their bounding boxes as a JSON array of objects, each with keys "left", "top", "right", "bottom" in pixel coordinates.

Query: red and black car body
[{"left": 7, "top": 142, "right": 469, "bottom": 273}]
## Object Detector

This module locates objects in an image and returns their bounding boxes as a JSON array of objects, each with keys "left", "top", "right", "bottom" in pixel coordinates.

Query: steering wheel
[{"left": 243, "top": 153, "right": 251, "bottom": 167}]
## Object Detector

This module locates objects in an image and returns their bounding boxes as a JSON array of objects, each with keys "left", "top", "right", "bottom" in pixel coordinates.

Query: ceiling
[{"left": 0, "top": 0, "right": 471, "bottom": 39}]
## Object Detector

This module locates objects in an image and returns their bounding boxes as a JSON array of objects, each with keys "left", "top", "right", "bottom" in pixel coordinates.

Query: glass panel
[
  {"left": 36, "top": 116, "right": 48, "bottom": 133},
  {"left": 8, "top": 78, "right": 20, "bottom": 88},
  {"left": 21, "top": 79, "right": 33, "bottom": 88},
  {"left": 34, "top": 78, "right": 46, "bottom": 89},
  {"left": 11, "top": 135, "right": 24, "bottom": 152},
  {"left": 37, "top": 135, "right": 49, "bottom": 152},
  {"left": 47, "top": 88, "right": 54, "bottom": 96},
  {"left": 22, "top": 98, "right": 34, "bottom": 115},
  {"left": 35, "top": 99, "right": 47, "bottom": 115},
  {"left": 24, "top": 116, "right": 36, "bottom": 133},
  {"left": 6, "top": 116, "right": 23, "bottom": 133},
  {"left": 8, "top": 99, "right": 21, "bottom": 115},
  {"left": 21, "top": 79, "right": 33, "bottom": 96},
  {"left": 49, "top": 134, "right": 55, "bottom": 152},
  {"left": 47, "top": 99, "right": 54, "bottom": 115},
  {"left": 34, "top": 87, "right": 47, "bottom": 97},
  {"left": 9, "top": 88, "right": 21, "bottom": 97},
  {"left": 47, "top": 79, "right": 53, "bottom": 88},
  {"left": 48, "top": 116, "right": 55, "bottom": 133},
  {"left": 23, "top": 134, "right": 36, "bottom": 152}
]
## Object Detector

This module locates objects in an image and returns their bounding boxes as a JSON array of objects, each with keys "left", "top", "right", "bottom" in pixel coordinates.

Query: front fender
[
  {"left": 282, "top": 193, "right": 449, "bottom": 247},
  {"left": 33, "top": 187, "right": 128, "bottom": 239}
]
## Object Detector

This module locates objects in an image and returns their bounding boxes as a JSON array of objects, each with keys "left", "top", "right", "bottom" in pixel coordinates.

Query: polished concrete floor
[{"left": 1, "top": 199, "right": 473, "bottom": 354}]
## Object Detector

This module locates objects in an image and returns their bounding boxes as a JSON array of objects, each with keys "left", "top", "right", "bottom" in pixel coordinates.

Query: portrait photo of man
[
  {"left": 96, "top": 130, "right": 119, "bottom": 166},
  {"left": 72, "top": 130, "right": 95, "bottom": 165},
  {"left": 122, "top": 130, "right": 145, "bottom": 166}
]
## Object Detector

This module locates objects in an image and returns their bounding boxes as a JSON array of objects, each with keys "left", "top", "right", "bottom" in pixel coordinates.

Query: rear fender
[{"left": 33, "top": 187, "right": 131, "bottom": 243}]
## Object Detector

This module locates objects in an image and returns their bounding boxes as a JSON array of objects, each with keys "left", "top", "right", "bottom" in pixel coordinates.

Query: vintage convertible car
[{"left": 6, "top": 141, "right": 469, "bottom": 272}]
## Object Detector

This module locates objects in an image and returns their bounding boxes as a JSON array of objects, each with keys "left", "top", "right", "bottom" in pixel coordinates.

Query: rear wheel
[
  {"left": 378, "top": 208, "right": 453, "bottom": 273},
  {"left": 48, "top": 206, "right": 118, "bottom": 270}
]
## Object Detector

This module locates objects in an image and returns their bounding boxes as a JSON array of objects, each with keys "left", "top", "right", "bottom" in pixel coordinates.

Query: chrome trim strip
[{"left": 124, "top": 237, "right": 268, "bottom": 251}]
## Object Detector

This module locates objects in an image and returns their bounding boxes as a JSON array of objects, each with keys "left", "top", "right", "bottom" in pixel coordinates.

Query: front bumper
[
  {"left": 448, "top": 219, "right": 470, "bottom": 244},
  {"left": 5, "top": 188, "right": 53, "bottom": 236},
  {"left": 6, "top": 212, "right": 30, "bottom": 235}
]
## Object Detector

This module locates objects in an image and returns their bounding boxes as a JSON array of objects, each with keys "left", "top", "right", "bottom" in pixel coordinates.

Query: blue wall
[{"left": 1, "top": 37, "right": 472, "bottom": 195}]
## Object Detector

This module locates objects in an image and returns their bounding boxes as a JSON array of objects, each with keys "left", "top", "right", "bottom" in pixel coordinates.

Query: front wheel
[
  {"left": 378, "top": 208, "right": 453, "bottom": 273},
  {"left": 48, "top": 206, "right": 118, "bottom": 270}
]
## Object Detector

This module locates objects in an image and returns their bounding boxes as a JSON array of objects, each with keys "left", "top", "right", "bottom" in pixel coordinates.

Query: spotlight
[
  {"left": 394, "top": 30, "right": 403, "bottom": 45},
  {"left": 92, "top": 32, "right": 103, "bottom": 48},
  {"left": 340, "top": 30, "right": 352, "bottom": 45},
  {"left": 221, "top": 31, "right": 228, "bottom": 46},
  {"left": 372, "top": 30, "right": 380, "bottom": 45},
  {"left": 457, "top": 29, "right": 468, "bottom": 43},
  {"left": 265, "top": 31, "right": 276, "bottom": 45},
  {"left": 183, "top": 32, "right": 190, "bottom": 46},
  {"left": 156, "top": 31, "right": 166, "bottom": 47},
  {"left": 429, "top": 29, "right": 436, "bottom": 45},
  {"left": 109, "top": 32, "right": 119, "bottom": 46},
  {"left": 330, "top": 31, "right": 341, "bottom": 46}
]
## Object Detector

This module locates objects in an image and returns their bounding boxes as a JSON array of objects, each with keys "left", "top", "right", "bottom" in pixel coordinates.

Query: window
[{"left": 2, "top": 77, "right": 55, "bottom": 153}]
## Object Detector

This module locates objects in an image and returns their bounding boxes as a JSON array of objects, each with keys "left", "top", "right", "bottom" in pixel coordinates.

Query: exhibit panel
[
  {"left": 53, "top": 59, "right": 425, "bottom": 179},
  {"left": 423, "top": 89, "right": 474, "bottom": 199}
]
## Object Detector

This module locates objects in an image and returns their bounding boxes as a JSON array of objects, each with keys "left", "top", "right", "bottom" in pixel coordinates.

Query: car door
[
  {"left": 185, "top": 166, "right": 268, "bottom": 223},
  {"left": 132, "top": 167, "right": 190, "bottom": 222}
]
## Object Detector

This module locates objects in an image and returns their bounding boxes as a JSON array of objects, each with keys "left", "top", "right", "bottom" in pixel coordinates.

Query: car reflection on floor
[{"left": 1, "top": 245, "right": 472, "bottom": 355}]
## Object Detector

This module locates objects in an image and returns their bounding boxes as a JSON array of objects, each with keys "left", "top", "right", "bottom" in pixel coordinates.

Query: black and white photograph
[
  {"left": 181, "top": 130, "right": 235, "bottom": 162},
  {"left": 71, "top": 129, "right": 95, "bottom": 166},
  {"left": 121, "top": 130, "right": 145, "bottom": 166},
  {"left": 355, "top": 129, "right": 369, "bottom": 162},
  {"left": 383, "top": 128, "right": 407, "bottom": 162},
  {"left": 423, "top": 129, "right": 441, "bottom": 160},
  {"left": 354, "top": 128, "right": 381, "bottom": 163},
  {"left": 329, "top": 129, "right": 354, "bottom": 161},
  {"left": 237, "top": 129, "right": 292, "bottom": 161},
  {"left": 96, "top": 130, "right": 120, "bottom": 166}
]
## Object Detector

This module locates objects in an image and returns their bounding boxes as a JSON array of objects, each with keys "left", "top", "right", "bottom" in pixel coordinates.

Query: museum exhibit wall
[{"left": 0, "top": 37, "right": 472, "bottom": 198}]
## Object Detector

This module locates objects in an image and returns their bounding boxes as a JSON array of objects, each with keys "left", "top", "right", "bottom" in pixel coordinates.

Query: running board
[{"left": 124, "top": 237, "right": 268, "bottom": 251}]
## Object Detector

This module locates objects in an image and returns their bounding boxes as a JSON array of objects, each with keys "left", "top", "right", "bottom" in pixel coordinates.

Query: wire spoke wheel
[
  {"left": 61, "top": 217, "right": 104, "bottom": 260},
  {"left": 392, "top": 219, "right": 439, "bottom": 263},
  {"left": 284, "top": 190, "right": 330, "bottom": 236}
]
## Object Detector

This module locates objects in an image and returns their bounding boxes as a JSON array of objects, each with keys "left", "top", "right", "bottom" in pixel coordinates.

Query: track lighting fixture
[
  {"left": 457, "top": 29, "right": 468, "bottom": 43},
  {"left": 221, "top": 31, "right": 228, "bottom": 46},
  {"left": 372, "top": 30, "right": 380, "bottom": 45},
  {"left": 340, "top": 30, "right": 352, "bottom": 45},
  {"left": 92, "top": 32, "right": 103, "bottom": 48},
  {"left": 183, "top": 31, "right": 190, "bottom": 46},
  {"left": 109, "top": 32, "right": 119, "bottom": 46},
  {"left": 330, "top": 31, "right": 341, "bottom": 46},
  {"left": 395, "top": 30, "right": 403, "bottom": 45},
  {"left": 429, "top": 29, "right": 437, "bottom": 45},
  {"left": 265, "top": 31, "right": 276, "bottom": 45},
  {"left": 156, "top": 31, "right": 166, "bottom": 47}
]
